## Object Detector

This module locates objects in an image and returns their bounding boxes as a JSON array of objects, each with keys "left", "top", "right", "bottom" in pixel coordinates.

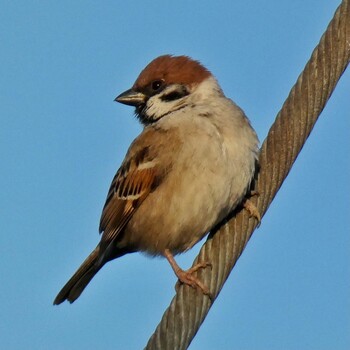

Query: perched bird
[{"left": 54, "top": 55, "right": 259, "bottom": 305}]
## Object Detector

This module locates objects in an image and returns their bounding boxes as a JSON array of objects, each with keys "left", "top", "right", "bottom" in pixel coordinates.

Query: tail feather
[{"left": 54, "top": 246, "right": 101, "bottom": 305}]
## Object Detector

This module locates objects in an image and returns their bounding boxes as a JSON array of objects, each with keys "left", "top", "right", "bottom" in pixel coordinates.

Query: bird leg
[{"left": 164, "top": 249, "right": 212, "bottom": 297}]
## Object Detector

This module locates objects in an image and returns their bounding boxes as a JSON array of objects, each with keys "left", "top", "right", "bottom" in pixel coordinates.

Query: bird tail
[{"left": 53, "top": 246, "right": 101, "bottom": 305}]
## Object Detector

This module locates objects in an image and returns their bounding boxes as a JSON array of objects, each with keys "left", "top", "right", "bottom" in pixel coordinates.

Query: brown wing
[{"left": 99, "top": 147, "right": 158, "bottom": 246}]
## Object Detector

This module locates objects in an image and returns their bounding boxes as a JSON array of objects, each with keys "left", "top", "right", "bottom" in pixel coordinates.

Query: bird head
[{"left": 115, "top": 55, "right": 217, "bottom": 125}]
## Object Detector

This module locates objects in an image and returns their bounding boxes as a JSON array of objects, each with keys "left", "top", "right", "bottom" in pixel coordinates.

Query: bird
[{"left": 53, "top": 54, "right": 259, "bottom": 305}]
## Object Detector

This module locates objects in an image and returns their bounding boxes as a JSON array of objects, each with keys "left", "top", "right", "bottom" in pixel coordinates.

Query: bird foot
[
  {"left": 243, "top": 193, "right": 261, "bottom": 225},
  {"left": 164, "top": 249, "right": 212, "bottom": 298},
  {"left": 174, "top": 262, "right": 212, "bottom": 296}
]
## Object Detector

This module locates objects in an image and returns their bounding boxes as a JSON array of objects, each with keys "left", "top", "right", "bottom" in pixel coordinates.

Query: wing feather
[{"left": 99, "top": 150, "right": 159, "bottom": 246}]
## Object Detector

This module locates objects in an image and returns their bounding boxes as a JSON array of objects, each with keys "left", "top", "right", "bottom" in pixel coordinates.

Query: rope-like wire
[{"left": 145, "top": 1, "right": 350, "bottom": 349}]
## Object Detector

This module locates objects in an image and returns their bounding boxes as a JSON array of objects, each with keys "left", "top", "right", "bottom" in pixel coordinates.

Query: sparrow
[{"left": 54, "top": 54, "right": 259, "bottom": 305}]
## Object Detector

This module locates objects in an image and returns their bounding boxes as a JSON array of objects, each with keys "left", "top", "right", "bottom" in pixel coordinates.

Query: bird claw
[
  {"left": 243, "top": 194, "right": 261, "bottom": 226},
  {"left": 174, "top": 262, "right": 212, "bottom": 298},
  {"left": 164, "top": 249, "right": 212, "bottom": 298}
]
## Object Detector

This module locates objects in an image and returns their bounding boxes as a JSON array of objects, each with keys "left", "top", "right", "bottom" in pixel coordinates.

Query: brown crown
[{"left": 133, "top": 55, "right": 211, "bottom": 90}]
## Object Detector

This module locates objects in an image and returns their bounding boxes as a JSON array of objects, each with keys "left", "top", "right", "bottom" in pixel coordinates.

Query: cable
[{"left": 145, "top": 1, "right": 350, "bottom": 349}]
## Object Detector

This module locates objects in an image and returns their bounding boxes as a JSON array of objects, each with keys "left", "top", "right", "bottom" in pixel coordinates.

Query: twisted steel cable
[{"left": 145, "top": 1, "right": 350, "bottom": 349}]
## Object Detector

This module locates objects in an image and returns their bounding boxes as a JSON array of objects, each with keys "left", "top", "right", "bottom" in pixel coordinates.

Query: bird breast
[{"left": 119, "top": 100, "right": 258, "bottom": 255}]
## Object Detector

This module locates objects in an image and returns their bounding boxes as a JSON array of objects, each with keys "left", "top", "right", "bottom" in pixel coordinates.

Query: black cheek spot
[{"left": 160, "top": 88, "right": 189, "bottom": 102}]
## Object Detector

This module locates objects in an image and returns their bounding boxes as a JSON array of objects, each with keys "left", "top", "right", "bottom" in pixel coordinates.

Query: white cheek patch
[{"left": 145, "top": 86, "right": 189, "bottom": 121}]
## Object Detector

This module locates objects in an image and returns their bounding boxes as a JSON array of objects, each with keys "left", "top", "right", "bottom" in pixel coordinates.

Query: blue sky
[{"left": 1, "top": 1, "right": 349, "bottom": 349}]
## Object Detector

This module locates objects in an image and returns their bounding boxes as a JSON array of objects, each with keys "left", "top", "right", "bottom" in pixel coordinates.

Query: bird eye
[{"left": 151, "top": 80, "right": 164, "bottom": 91}]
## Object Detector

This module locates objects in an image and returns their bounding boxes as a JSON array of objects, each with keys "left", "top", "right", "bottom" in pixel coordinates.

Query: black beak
[{"left": 114, "top": 89, "right": 146, "bottom": 107}]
